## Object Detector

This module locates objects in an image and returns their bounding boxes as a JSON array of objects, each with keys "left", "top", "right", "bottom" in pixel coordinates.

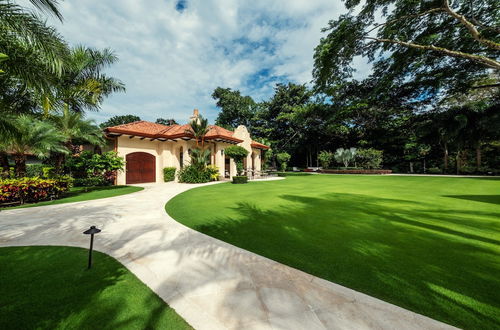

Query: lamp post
[{"left": 83, "top": 225, "right": 101, "bottom": 269}]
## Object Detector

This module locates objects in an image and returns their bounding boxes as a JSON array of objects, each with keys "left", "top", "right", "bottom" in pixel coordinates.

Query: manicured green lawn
[
  {"left": 166, "top": 174, "right": 500, "bottom": 329},
  {"left": 3, "top": 185, "right": 143, "bottom": 210},
  {"left": 0, "top": 246, "right": 191, "bottom": 329}
]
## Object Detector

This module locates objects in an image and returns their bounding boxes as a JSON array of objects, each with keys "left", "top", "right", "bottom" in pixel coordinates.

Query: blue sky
[{"left": 24, "top": 0, "right": 372, "bottom": 124}]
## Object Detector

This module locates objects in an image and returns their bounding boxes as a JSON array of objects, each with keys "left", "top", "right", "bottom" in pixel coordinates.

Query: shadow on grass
[
  {"left": 444, "top": 195, "right": 500, "bottom": 205},
  {"left": 0, "top": 246, "right": 191, "bottom": 329},
  {"left": 192, "top": 193, "right": 500, "bottom": 329}
]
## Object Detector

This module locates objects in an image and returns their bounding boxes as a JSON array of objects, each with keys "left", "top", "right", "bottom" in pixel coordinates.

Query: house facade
[{"left": 104, "top": 109, "right": 269, "bottom": 184}]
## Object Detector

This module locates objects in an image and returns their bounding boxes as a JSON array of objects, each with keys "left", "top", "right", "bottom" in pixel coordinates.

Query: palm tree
[
  {"left": 0, "top": 0, "right": 68, "bottom": 87},
  {"left": 0, "top": 0, "right": 69, "bottom": 140},
  {"left": 186, "top": 114, "right": 211, "bottom": 168},
  {"left": 39, "top": 46, "right": 125, "bottom": 117},
  {"left": 187, "top": 115, "right": 210, "bottom": 148},
  {"left": 50, "top": 106, "right": 105, "bottom": 172},
  {"left": 3, "top": 115, "right": 67, "bottom": 177}
]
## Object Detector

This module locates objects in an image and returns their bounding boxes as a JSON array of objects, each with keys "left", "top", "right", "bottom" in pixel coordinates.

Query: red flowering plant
[{"left": 0, "top": 176, "right": 72, "bottom": 205}]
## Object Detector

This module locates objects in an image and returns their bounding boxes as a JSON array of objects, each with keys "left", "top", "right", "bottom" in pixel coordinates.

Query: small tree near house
[
  {"left": 276, "top": 152, "right": 291, "bottom": 171},
  {"left": 224, "top": 145, "right": 249, "bottom": 175}
]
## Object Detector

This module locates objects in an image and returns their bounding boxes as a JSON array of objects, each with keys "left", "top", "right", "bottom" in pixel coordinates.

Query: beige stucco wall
[
  {"left": 115, "top": 125, "right": 265, "bottom": 184},
  {"left": 115, "top": 136, "right": 163, "bottom": 185}
]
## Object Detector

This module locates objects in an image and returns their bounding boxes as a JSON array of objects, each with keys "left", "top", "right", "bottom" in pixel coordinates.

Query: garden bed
[{"left": 320, "top": 169, "right": 392, "bottom": 174}]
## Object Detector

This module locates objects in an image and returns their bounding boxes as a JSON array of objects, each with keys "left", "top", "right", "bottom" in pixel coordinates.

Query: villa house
[{"left": 104, "top": 109, "right": 269, "bottom": 184}]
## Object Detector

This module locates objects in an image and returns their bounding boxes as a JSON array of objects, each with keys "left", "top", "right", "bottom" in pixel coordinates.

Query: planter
[
  {"left": 232, "top": 176, "right": 248, "bottom": 184},
  {"left": 320, "top": 169, "right": 392, "bottom": 174}
]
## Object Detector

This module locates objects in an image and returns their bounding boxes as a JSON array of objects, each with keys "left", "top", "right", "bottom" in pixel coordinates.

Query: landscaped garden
[
  {"left": 0, "top": 246, "right": 192, "bottom": 329},
  {"left": 2, "top": 185, "right": 143, "bottom": 210},
  {"left": 166, "top": 174, "right": 500, "bottom": 329}
]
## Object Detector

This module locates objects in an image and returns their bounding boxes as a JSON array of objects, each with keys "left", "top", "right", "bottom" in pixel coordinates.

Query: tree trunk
[
  {"left": 0, "top": 151, "right": 10, "bottom": 178},
  {"left": 14, "top": 154, "right": 27, "bottom": 178},
  {"left": 409, "top": 162, "right": 414, "bottom": 173},
  {"left": 54, "top": 153, "right": 66, "bottom": 174},
  {"left": 423, "top": 158, "right": 426, "bottom": 173},
  {"left": 476, "top": 145, "right": 481, "bottom": 171},
  {"left": 443, "top": 143, "right": 449, "bottom": 171},
  {"left": 456, "top": 151, "right": 461, "bottom": 175}
]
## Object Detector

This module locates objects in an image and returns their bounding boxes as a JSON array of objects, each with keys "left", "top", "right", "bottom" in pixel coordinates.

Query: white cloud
[{"left": 20, "top": 0, "right": 372, "bottom": 123}]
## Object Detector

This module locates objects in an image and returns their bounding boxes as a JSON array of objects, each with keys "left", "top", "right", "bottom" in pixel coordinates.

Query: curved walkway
[{"left": 0, "top": 180, "right": 455, "bottom": 330}]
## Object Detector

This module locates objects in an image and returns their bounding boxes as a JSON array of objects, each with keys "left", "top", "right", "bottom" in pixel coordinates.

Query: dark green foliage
[
  {"left": 212, "top": 87, "right": 257, "bottom": 129},
  {"left": 276, "top": 152, "right": 291, "bottom": 171},
  {"left": 0, "top": 246, "right": 192, "bottom": 329},
  {"left": 178, "top": 165, "right": 211, "bottom": 183},
  {"left": 73, "top": 177, "right": 110, "bottom": 187},
  {"left": 167, "top": 175, "right": 500, "bottom": 330},
  {"left": 155, "top": 118, "right": 178, "bottom": 126},
  {"left": 232, "top": 176, "right": 248, "bottom": 184},
  {"left": 100, "top": 115, "right": 141, "bottom": 129},
  {"left": 318, "top": 151, "right": 333, "bottom": 169},
  {"left": 356, "top": 148, "right": 383, "bottom": 169},
  {"left": 163, "top": 167, "right": 176, "bottom": 182},
  {"left": 25, "top": 164, "right": 55, "bottom": 178},
  {"left": 224, "top": 145, "right": 249, "bottom": 175},
  {"left": 427, "top": 167, "right": 443, "bottom": 174},
  {"left": 66, "top": 151, "right": 124, "bottom": 184},
  {"left": 313, "top": 0, "right": 499, "bottom": 99}
]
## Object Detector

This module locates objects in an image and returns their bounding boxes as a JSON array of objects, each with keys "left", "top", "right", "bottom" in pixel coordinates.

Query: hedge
[
  {"left": 232, "top": 176, "right": 248, "bottom": 184},
  {"left": 73, "top": 177, "right": 110, "bottom": 187},
  {"left": 320, "top": 169, "right": 392, "bottom": 174},
  {"left": 163, "top": 167, "right": 176, "bottom": 182},
  {"left": 0, "top": 176, "right": 72, "bottom": 205}
]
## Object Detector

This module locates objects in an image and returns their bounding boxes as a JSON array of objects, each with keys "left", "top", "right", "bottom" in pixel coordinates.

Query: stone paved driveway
[{"left": 0, "top": 180, "right": 456, "bottom": 330}]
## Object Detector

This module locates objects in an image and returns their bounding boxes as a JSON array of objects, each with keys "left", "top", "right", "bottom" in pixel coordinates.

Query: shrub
[
  {"left": 232, "top": 176, "right": 248, "bottom": 184},
  {"left": 73, "top": 177, "right": 110, "bottom": 187},
  {"left": 356, "top": 148, "right": 383, "bottom": 169},
  {"left": 25, "top": 164, "right": 45, "bottom": 177},
  {"left": 427, "top": 167, "right": 443, "bottom": 174},
  {"left": 66, "top": 151, "right": 124, "bottom": 185},
  {"left": 318, "top": 151, "right": 333, "bottom": 169},
  {"left": 0, "top": 176, "right": 72, "bottom": 205},
  {"left": 276, "top": 152, "right": 291, "bottom": 172},
  {"left": 334, "top": 148, "right": 357, "bottom": 168},
  {"left": 178, "top": 165, "right": 211, "bottom": 183},
  {"left": 206, "top": 165, "right": 220, "bottom": 181},
  {"left": 225, "top": 146, "right": 249, "bottom": 175},
  {"left": 163, "top": 167, "right": 176, "bottom": 182}
]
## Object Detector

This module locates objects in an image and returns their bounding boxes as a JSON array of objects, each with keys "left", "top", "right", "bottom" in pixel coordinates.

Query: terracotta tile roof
[
  {"left": 251, "top": 140, "right": 270, "bottom": 150},
  {"left": 104, "top": 121, "right": 244, "bottom": 143}
]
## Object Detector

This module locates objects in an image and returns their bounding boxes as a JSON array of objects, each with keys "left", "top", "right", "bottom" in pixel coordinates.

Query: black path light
[{"left": 83, "top": 225, "right": 101, "bottom": 269}]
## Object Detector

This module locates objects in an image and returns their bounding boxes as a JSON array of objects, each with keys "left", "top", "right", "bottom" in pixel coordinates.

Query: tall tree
[
  {"left": 100, "top": 115, "right": 141, "bottom": 128},
  {"left": 313, "top": 0, "right": 499, "bottom": 101},
  {"left": 212, "top": 87, "right": 257, "bottom": 129},
  {"left": 156, "top": 118, "right": 178, "bottom": 125},
  {"left": 1, "top": 115, "right": 67, "bottom": 177},
  {"left": 50, "top": 106, "right": 105, "bottom": 172},
  {"left": 42, "top": 46, "right": 125, "bottom": 116}
]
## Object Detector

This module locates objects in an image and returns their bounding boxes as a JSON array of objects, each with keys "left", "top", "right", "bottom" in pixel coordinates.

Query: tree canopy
[
  {"left": 100, "top": 115, "right": 140, "bottom": 129},
  {"left": 313, "top": 0, "right": 499, "bottom": 103}
]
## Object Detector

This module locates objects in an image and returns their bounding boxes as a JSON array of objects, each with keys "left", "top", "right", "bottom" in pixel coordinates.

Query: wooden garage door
[{"left": 126, "top": 152, "right": 156, "bottom": 184}]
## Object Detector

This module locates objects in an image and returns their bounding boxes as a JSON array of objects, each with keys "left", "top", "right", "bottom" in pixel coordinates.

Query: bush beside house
[
  {"left": 66, "top": 151, "right": 124, "bottom": 186},
  {"left": 163, "top": 167, "right": 176, "bottom": 182}
]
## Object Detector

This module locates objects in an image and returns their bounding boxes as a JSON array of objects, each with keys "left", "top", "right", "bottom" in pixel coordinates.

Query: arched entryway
[{"left": 126, "top": 152, "right": 156, "bottom": 184}]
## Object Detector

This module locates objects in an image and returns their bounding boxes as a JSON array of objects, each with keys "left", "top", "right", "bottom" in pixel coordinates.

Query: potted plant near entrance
[{"left": 224, "top": 145, "right": 249, "bottom": 184}]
